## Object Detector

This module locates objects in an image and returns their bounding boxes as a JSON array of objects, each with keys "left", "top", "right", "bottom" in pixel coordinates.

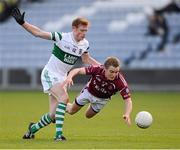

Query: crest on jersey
[
  {"left": 108, "top": 83, "right": 116, "bottom": 90},
  {"left": 125, "top": 88, "right": 130, "bottom": 93},
  {"left": 72, "top": 48, "right": 77, "bottom": 53},
  {"left": 108, "top": 85, "right": 113, "bottom": 90}
]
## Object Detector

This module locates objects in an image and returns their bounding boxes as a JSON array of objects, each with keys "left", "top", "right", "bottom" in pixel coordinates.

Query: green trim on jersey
[
  {"left": 52, "top": 44, "right": 79, "bottom": 65},
  {"left": 51, "top": 32, "right": 62, "bottom": 41}
]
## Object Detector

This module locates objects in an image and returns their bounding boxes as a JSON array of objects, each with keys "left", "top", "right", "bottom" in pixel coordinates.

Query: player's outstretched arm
[
  {"left": 12, "top": 8, "right": 51, "bottom": 40},
  {"left": 81, "top": 53, "right": 101, "bottom": 66},
  {"left": 123, "top": 97, "right": 132, "bottom": 125},
  {"left": 63, "top": 68, "right": 86, "bottom": 88}
]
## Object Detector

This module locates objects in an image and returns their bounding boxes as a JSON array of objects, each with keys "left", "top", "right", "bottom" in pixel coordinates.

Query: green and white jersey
[{"left": 45, "top": 32, "right": 89, "bottom": 76}]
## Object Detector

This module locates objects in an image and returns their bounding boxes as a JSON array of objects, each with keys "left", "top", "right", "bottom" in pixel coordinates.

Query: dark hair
[
  {"left": 104, "top": 57, "right": 120, "bottom": 69},
  {"left": 72, "top": 17, "right": 89, "bottom": 27}
]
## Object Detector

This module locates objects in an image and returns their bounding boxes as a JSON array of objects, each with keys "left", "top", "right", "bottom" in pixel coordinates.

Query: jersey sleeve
[
  {"left": 83, "top": 46, "right": 89, "bottom": 54},
  {"left": 50, "top": 32, "right": 62, "bottom": 42},
  {"left": 117, "top": 74, "right": 131, "bottom": 100},
  {"left": 82, "top": 39, "right": 89, "bottom": 54},
  {"left": 120, "top": 87, "right": 131, "bottom": 100}
]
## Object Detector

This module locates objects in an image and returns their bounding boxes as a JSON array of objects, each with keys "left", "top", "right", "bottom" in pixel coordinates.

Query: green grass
[{"left": 0, "top": 91, "right": 180, "bottom": 149}]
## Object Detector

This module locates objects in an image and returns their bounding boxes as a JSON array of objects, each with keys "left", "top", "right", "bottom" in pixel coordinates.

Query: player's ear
[{"left": 72, "top": 26, "right": 77, "bottom": 31}]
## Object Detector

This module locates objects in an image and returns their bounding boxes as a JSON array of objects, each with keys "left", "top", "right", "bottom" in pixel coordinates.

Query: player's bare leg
[
  {"left": 49, "top": 83, "right": 69, "bottom": 141},
  {"left": 49, "top": 94, "right": 58, "bottom": 122},
  {"left": 85, "top": 105, "right": 98, "bottom": 118},
  {"left": 66, "top": 101, "right": 83, "bottom": 115}
]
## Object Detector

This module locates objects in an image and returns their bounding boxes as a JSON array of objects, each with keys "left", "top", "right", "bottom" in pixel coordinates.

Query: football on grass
[{"left": 135, "top": 111, "right": 153, "bottom": 129}]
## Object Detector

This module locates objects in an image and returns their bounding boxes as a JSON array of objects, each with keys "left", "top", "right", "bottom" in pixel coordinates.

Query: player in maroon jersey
[{"left": 63, "top": 57, "right": 132, "bottom": 125}]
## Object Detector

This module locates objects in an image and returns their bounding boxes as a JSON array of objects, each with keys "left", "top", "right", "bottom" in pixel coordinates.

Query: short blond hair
[
  {"left": 72, "top": 17, "right": 90, "bottom": 27},
  {"left": 104, "top": 57, "right": 120, "bottom": 69}
]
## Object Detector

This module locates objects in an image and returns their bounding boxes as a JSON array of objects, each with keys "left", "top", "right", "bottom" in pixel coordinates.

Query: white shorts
[
  {"left": 75, "top": 88, "right": 110, "bottom": 113},
  {"left": 41, "top": 68, "right": 66, "bottom": 93}
]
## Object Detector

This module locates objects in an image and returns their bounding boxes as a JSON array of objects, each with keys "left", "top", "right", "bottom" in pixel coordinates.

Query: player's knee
[
  {"left": 68, "top": 111, "right": 75, "bottom": 115},
  {"left": 85, "top": 113, "right": 93, "bottom": 119},
  {"left": 67, "top": 108, "right": 77, "bottom": 115},
  {"left": 66, "top": 103, "right": 79, "bottom": 115}
]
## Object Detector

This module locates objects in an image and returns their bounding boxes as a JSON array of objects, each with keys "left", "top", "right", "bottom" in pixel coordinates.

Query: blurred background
[{"left": 0, "top": 0, "right": 180, "bottom": 91}]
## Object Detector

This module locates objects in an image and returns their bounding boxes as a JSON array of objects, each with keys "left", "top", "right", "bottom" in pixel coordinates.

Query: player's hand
[
  {"left": 11, "top": 8, "right": 25, "bottom": 25},
  {"left": 123, "top": 114, "right": 131, "bottom": 126},
  {"left": 62, "top": 78, "right": 74, "bottom": 89}
]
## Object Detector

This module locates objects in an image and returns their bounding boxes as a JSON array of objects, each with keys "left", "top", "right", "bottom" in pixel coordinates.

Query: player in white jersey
[{"left": 12, "top": 8, "right": 100, "bottom": 141}]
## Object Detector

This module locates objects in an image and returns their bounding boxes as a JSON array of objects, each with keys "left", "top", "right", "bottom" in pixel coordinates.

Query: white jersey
[{"left": 45, "top": 32, "right": 89, "bottom": 76}]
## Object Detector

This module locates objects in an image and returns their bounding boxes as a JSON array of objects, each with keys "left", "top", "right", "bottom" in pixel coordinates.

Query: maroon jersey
[{"left": 85, "top": 65, "right": 131, "bottom": 100}]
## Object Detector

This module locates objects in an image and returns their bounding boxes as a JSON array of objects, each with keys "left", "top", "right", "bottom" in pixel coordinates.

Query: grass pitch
[{"left": 0, "top": 91, "right": 180, "bottom": 149}]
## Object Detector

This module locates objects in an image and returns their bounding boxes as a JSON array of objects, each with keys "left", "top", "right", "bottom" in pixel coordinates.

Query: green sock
[
  {"left": 30, "top": 113, "right": 52, "bottom": 134},
  {"left": 55, "top": 102, "right": 66, "bottom": 137}
]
